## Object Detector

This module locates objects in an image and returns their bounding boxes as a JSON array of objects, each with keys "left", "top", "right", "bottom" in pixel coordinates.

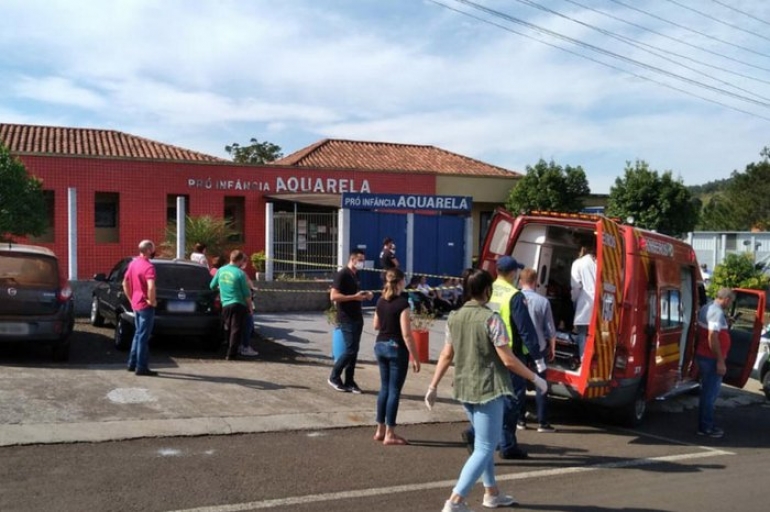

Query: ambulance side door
[{"left": 646, "top": 283, "right": 685, "bottom": 399}]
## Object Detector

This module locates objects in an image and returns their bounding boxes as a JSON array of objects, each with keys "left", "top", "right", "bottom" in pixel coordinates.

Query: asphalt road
[
  {"left": 2, "top": 320, "right": 770, "bottom": 511},
  {"left": 2, "top": 392, "right": 769, "bottom": 512}
]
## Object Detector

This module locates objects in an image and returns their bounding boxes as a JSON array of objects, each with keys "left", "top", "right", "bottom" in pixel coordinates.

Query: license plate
[
  {"left": 0, "top": 322, "right": 30, "bottom": 335},
  {"left": 167, "top": 301, "right": 196, "bottom": 313}
]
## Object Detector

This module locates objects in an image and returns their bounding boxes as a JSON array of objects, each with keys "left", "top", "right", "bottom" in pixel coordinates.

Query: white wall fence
[{"left": 687, "top": 231, "right": 770, "bottom": 270}]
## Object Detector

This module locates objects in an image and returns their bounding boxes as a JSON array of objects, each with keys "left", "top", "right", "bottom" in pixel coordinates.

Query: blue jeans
[
  {"left": 500, "top": 372, "right": 523, "bottom": 452},
  {"left": 575, "top": 325, "right": 588, "bottom": 358},
  {"left": 330, "top": 320, "right": 364, "bottom": 385},
  {"left": 454, "top": 397, "right": 505, "bottom": 498},
  {"left": 522, "top": 355, "right": 548, "bottom": 425},
  {"left": 128, "top": 307, "right": 155, "bottom": 371},
  {"left": 697, "top": 355, "right": 723, "bottom": 432},
  {"left": 374, "top": 341, "right": 409, "bottom": 426},
  {"left": 241, "top": 312, "right": 254, "bottom": 348}
]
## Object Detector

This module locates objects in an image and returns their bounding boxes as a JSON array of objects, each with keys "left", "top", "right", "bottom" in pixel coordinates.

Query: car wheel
[
  {"left": 762, "top": 369, "right": 770, "bottom": 401},
  {"left": 90, "top": 297, "right": 105, "bottom": 327},
  {"left": 615, "top": 384, "right": 646, "bottom": 427},
  {"left": 115, "top": 317, "right": 134, "bottom": 351},
  {"left": 52, "top": 341, "right": 70, "bottom": 362}
]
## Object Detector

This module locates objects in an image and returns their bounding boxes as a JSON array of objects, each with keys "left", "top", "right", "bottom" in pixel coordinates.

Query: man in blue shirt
[{"left": 520, "top": 267, "right": 557, "bottom": 433}]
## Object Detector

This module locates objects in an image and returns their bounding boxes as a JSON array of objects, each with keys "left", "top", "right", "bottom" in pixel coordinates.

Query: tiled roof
[
  {"left": 272, "top": 139, "right": 520, "bottom": 177},
  {"left": 0, "top": 123, "right": 226, "bottom": 162}
]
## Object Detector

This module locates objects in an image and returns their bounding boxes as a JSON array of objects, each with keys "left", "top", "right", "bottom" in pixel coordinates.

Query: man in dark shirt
[
  {"left": 379, "top": 237, "right": 398, "bottom": 283},
  {"left": 328, "top": 249, "right": 374, "bottom": 393}
]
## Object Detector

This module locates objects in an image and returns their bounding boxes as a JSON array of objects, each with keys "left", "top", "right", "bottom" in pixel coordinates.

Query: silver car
[
  {"left": 752, "top": 327, "right": 770, "bottom": 400},
  {"left": 0, "top": 244, "right": 74, "bottom": 361}
]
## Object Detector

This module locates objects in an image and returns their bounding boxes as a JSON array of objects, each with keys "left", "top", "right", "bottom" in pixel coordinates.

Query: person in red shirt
[
  {"left": 695, "top": 287, "right": 734, "bottom": 438},
  {"left": 122, "top": 240, "right": 158, "bottom": 376}
]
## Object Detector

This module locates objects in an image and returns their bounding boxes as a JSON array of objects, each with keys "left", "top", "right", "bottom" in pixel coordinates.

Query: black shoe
[
  {"left": 135, "top": 369, "right": 158, "bottom": 377},
  {"left": 346, "top": 381, "right": 363, "bottom": 394},
  {"left": 127, "top": 366, "right": 135, "bottom": 372},
  {"left": 225, "top": 353, "right": 238, "bottom": 361},
  {"left": 461, "top": 429, "right": 474, "bottom": 454},
  {"left": 327, "top": 378, "right": 350, "bottom": 392},
  {"left": 499, "top": 447, "right": 529, "bottom": 460}
]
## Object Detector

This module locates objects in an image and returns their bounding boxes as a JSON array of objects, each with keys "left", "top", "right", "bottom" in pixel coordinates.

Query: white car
[{"left": 751, "top": 328, "right": 770, "bottom": 400}]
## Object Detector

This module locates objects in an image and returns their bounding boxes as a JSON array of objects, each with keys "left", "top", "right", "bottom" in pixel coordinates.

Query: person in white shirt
[
  {"left": 571, "top": 239, "right": 596, "bottom": 359},
  {"left": 700, "top": 263, "right": 711, "bottom": 285},
  {"left": 190, "top": 242, "right": 209, "bottom": 269}
]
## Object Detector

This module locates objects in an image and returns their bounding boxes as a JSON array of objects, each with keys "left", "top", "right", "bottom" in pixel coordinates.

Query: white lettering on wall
[{"left": 188, "top": 176, "right": 371, "bottom": 194}]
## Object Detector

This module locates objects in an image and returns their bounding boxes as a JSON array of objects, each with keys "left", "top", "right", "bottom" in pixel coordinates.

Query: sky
[{"left": 2, "top": 0, "right": 770, "bottom": 194}]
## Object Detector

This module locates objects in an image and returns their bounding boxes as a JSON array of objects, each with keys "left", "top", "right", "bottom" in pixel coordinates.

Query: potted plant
[
  {"left": 409, "top": 306, "right": 436, "bottom": 363},
  {"left": 250, "top": 250, "right": 266, "bottom": 281}
]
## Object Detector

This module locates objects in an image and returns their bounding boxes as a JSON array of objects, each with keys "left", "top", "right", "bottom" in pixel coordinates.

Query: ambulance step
[{"left": 655, "top": 380, "right": 700, "bottom": 401}]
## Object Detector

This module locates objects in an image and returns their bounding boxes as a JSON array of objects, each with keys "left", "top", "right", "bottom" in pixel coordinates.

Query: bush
[{"left": 707, "top": 252, "right": 770, "bottom": 298}]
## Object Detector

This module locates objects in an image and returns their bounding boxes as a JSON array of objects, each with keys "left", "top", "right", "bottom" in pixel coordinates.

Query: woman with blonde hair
[{"left": 372, "top": 267, "right": 420, "bottom": 445}]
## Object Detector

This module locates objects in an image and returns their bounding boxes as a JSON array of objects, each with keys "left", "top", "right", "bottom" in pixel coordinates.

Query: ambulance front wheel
[{"left": 616, "top": 385, "right": 646, "bottom": 427}]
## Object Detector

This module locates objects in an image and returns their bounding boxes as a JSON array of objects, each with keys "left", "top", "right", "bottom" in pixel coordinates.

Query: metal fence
[{"left": 273, "top": 212, "right": 338, "bottom": 279}]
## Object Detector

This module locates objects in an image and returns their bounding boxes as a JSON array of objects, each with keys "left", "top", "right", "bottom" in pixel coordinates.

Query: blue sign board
[{"left": 341, "top": 193, "right": 472, "bottom": 213}]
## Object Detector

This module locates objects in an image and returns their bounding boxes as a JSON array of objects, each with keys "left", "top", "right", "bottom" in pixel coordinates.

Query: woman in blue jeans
[
  {"left": 372, "top": 267, "right": 420, "bottom": 445},
  {"left": 425, "top": 269, "right": 548, "bottom": 512}
]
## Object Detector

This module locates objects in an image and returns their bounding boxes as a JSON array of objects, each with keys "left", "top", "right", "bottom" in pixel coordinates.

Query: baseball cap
[{"left": 497, "top": 255, "right": 524, "bottom": 273}]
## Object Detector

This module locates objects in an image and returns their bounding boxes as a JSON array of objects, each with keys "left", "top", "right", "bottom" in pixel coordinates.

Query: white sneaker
[
  {"left": 240, "top": 346, "right": 259, "bottom": 357},
  {"left": 442, "top": 500, "right": 475, "bottom": 512},
  {"left": 482, "top": 493, "right": 518, "bottom": 508}
]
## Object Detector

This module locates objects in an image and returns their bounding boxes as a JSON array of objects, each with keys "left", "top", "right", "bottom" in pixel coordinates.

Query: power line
[
  {"left": 607, "top": 0, "right": 770, "bottom": 60},
  {"left": 561, "top": 0, "right": 770, "bottom": 78},
  {"left": 663, "top": 0, "right": 770, "bottom": 43},
  {"left": 513, "top": 0, "right": 770, "bottom": 104},
  {"left": 444, "top": 0, "right": 770, "bottom": 111},
  {"left": 426, "top": 0, "right": 770, "bottom": 122},
  {"left": 707, "top": 0, "right": 770, "bottom": 27}
]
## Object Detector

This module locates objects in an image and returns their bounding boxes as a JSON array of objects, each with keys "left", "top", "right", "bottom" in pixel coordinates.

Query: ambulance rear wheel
[{"left": 616, "top": 385, "right": 646, "bottom": 427}]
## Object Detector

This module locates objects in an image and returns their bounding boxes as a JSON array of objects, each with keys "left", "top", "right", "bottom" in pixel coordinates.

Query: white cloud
[
  {"left": 12, "top": 76, "right": 106, "bottom": 110},
  {"left": 1, "top": 0, "right": 769, "bottom": 194}
]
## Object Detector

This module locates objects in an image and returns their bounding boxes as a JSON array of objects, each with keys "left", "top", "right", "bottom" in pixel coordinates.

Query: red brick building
[{"left": 1, "top": 123, "right": 520, "bottom": 280}]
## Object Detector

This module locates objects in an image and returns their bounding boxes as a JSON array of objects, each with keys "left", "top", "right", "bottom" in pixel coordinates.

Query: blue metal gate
[{"left": 349, "top": 211, "right": 465, "bottom": 292}]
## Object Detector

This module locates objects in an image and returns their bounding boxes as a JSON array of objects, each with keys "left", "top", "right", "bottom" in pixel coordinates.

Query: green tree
[
  {"left": 707, "top": 252, "right": 770, "bottom": 298},
  {"left": 225, "top": 138, "right": 283, "bottom": 164},
  {"left": 162, "top": 215, "right": 238, "bottom": 260},
  {"left": 718, "top": 146, "right": 770, "bottom": 230},
  {"left": 698, "top": 194, "right": 741, "bottom": 231},
  {"left": 505, "top": 159, "right": 590, "bottom": 213},
  {"left": 0, "top": 144, "right": 47, "bottom": 241},
  {"left": 606, "top": 160, "right": 698, "bottom": 237}
]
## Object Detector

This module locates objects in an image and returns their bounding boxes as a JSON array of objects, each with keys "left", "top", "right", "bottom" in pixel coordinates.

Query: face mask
[{"left": 354, "top": 261, "right": 365, "bottom": 270}]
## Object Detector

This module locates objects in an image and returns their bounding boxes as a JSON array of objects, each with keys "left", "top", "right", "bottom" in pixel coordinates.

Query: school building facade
[{"left": 1, "top": 123, "right": 522, "bottom": 282}]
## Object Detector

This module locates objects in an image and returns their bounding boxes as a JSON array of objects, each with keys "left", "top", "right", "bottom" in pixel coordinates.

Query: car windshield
[
  {"left": 0, "top": 254, "right": 59, "bottom": 287},
  {"left": 155, "top": 264, "right": 212, "bottom": 290}
]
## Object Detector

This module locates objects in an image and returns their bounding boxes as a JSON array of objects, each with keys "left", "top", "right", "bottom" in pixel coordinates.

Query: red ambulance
[{"left": 479, "top": 208, "right": 765, "bottom": 425}]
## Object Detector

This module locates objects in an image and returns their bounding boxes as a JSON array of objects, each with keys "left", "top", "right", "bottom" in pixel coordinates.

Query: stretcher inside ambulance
[{"left": 479, "top": 208, "right": 764, "bottom": 425}]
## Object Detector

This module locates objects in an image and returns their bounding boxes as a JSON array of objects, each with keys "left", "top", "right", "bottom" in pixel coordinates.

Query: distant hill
[{"left": 688, "top": 177, "right": 732, "bottom": 196}]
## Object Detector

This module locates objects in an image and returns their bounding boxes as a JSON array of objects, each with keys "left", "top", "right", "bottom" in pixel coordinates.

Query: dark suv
[
  {"left": 0, "top": 243, "right": 75, "bottom": 361},
  {"left": 91, "top": 258, "right": 222, "bottom": 350}
]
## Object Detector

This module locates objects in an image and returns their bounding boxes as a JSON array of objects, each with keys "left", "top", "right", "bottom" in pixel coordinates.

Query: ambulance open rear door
[{"left": 570, "top": 217, "right": 625, "bottom": 398}]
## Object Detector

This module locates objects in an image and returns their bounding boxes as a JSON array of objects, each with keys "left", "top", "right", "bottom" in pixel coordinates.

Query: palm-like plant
[{"left": 162, "top": 215, "right": 238, "bottom": 259}]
